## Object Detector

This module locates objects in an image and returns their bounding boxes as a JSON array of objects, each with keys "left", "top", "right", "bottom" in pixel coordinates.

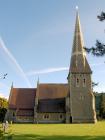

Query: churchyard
[{"left": 0, "top": 121, "right": 105, "bottom": 140}]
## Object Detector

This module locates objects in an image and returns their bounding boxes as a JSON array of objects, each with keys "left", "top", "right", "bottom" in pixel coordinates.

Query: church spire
[
  {"left": 69, "top": 8, "right": 92, "bottom": 74},
  {"left": 72, "top": 7, "right": 85, "bottom": 56},
  {"left": 37, "top": 77, "right": 39, "bottom": 86}
]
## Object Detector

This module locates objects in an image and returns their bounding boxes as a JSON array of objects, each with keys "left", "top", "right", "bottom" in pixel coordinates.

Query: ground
[{"left": 3, "top": 121, "right": 105, "bottom": 140}]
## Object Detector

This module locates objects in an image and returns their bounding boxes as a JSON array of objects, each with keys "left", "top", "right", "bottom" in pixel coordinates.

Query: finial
[{"left": 76, "top": 6, "right": 79, "bottom": 11}]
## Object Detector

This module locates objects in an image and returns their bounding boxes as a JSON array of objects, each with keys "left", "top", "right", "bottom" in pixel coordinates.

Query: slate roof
[
  {"left": 9, "top": 88, "right": 36, "bottom": 109},
  {"left": 38, "top": 98, "right": 66, "bottom": 113},
  {"left": 8, "top": 84, "right": 69, "bottom": 112},
  {"left": 38, "top": 84, "right": 68, "bottom": 99},
  {"left": 70, "top": 57, "right": 92, "bottom": 73},
  {"left": 69, "top": 11, "right": 92, "bottom": 74}
]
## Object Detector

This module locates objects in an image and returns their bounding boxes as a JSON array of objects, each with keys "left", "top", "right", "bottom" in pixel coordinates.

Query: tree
[
  {"left": 0, "top": 97, "right": 8, "bottom": 122},
  {"left": 100, "top": 93, "right": 105, "bottom": 118},
  {"left": 0, "top": 97, "right": 8, "bottom": 108},
  {"left": 94, "top": 92, "right": 105, "bottom": 119},
  {"left": 85, "top": 12, "right": 105, "bottom": 56}
]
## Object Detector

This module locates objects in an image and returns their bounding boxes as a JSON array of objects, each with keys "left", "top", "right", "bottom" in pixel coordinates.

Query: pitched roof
[
  {"left": 70, "top": 57, "right": 92, "bottom": 73},
  {"left": 38, "top": 98, "right": 65, "bottom": 113},
  {"left": 8, "top": 84, "right": 69, "bottom": 110},
  {"left": 9, "top": 88, "right": 36, "bottom": 109},
  {"left": 38, "top": 84, "right": 68, "bottom": 99}
]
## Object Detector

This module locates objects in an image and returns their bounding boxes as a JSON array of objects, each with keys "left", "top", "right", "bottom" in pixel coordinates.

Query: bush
[
  {"left": 0, "top": 129, "right": 4, "bottom": 140},
  {"left": 0, "top": 108, "right": 7, "bottom": 122}
]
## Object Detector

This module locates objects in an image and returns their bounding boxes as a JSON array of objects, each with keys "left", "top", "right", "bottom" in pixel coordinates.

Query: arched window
[
  {"left": 79, "top": 95, "right": 84, "bottom": 100},
  {"left": 76, "top": 78, "right": 79, "bottom": 87},
  {"left": 46, "top": 114, "right": 49, "bottom": 119},
  {"left": 44, "top": 115, "right": 46, "bottom": 119},
  {"left": 43, "top": 114, "right": 50, "bottom": 120},
  {"left": 83, "top": 78, "right": 86, "bottom": 87},
  {"left": 59, "top": 114, "right": 63, "bottom": 119},
  {"left": 13, "top": 112, "right": 15, "bottom": 117}
]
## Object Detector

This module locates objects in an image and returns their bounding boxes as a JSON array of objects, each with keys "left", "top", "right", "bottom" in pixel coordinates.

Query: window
[
  {"left": 80, "top": 95, "right": 84, "bottom": 100},
  {"left": 59, "top": 114, "right": 63, "bottom": 119},
  {"left": 13, "top": 112, "right": 15, "bottom": 117},
  {"left": 83, "top": 78, "right": 86, "bottom": 87},
  {"left": 76, "top": 78, "right": 79, "bottom": 87},
  {"left": 43, "top": 114, "right": 50, "bottom": 119}
]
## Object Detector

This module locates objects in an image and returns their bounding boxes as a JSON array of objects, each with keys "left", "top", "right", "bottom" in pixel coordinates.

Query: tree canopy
[
  {"left": 0, "top": 97, "right": 8, "bottom": 122},
  {"left": 0, "top": 97, "right": 8, "bottom": 108},
  {"left": 85, "top": 12, "right": 105, "bottom": 56}
]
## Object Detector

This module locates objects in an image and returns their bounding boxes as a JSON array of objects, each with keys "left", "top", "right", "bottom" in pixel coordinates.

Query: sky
[{"left": 0, "top": 0, "right": 105, "bottom": 98}]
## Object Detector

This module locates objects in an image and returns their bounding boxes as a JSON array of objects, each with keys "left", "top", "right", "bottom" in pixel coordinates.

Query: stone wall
[
  {"left": 69, "top": 74, "right": 97, "bottom": 123},
  {"left": 7, "top": 109, "right": 34, "bottom": 123},
  {"left": 36, "top": 113, "right": 65, "bottom": 123},
  {"left": 16, "top": 116, "right": 34, "bottom": 123}
]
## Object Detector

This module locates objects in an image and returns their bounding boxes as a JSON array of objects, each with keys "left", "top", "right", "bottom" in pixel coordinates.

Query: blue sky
[{"left": 0, "top": 0, "right": 105, "bottom": 98}]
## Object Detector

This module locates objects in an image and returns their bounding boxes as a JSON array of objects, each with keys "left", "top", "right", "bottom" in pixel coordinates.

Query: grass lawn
[{"left": 8, "top": 121, "right": 105, "bottom": 140}]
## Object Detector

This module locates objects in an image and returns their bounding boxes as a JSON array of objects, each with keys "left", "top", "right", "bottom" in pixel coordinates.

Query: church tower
[{"left": 68, "top": 8, "right": 97, "bottom": 123}]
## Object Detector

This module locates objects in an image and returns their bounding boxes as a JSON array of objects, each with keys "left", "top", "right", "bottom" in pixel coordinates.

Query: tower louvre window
[
  {"left": 76, "top": 78, "right": 79, "bottom": 87},
  {"left": 83, "top": 78, "right": 86, "bottom": 87}
]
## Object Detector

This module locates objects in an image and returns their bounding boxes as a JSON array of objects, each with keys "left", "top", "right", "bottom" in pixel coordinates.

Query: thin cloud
[
  {"left": 26, "top": 62, "right": 105, "bottom": 76},
  {"left": 91, "top": 63, "right": 105, "bottom": 67},
  {"left": 0, "top": 37, "right": 32, "bottom": 88},
  {"left": 26, "top": 67, "right": 69, "bottom": 76}
]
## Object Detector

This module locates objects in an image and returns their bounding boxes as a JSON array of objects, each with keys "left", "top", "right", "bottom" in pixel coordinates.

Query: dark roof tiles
[
  {"left": 38, "top": 84, "right": 68, "bottom": 99},
  {"left": 38, "top": 98, "right": 65, "bottom": 113},
  {"left": 9, "top": 88, "right": 36, "bottom": 109},
  {"left": 8, "top": 84, "right": 69, "bottom": 111}
]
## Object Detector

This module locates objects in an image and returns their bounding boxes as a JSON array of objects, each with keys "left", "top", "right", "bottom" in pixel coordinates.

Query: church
[{"left": 7, "top": 10, "right": 97, "bottom": 123}]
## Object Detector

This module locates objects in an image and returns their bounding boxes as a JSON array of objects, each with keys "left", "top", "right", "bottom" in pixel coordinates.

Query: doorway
[{"left": 70, "top": 116, "right": 72, "bottom": 123}]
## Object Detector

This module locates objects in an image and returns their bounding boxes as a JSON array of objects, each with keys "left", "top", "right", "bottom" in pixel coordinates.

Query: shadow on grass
[{"left": 13, "top": 134, "right": 105, "bottom": 140}]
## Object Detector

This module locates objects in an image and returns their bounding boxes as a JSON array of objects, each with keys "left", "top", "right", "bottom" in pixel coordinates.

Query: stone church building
[{"left": 7, "top": 10, "right": 97, "bottom": 123}]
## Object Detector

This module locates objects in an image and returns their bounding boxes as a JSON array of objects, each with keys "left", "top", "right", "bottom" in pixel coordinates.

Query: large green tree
[
  {"left": 0, "top": 97, "right": 8, "bottom": 122},
  {"left": 85, "top": 12, "right": 105, "bottom": 56},
  {"left": 0, "top": 97, "right": 8, "bottom": 108},
  {"left": 94, "top": 92, "right": 105, "bottom": 119},
  {"left": 85, "top": 12, "right": 105, "bottom": 119},
  {"left": 100, "top": 93, "right": 105, "bottom": 118}
]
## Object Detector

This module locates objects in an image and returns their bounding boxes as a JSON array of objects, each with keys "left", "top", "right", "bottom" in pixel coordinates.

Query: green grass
[{"left": 8, "top": 121, "right": 105, "bottom": 140}]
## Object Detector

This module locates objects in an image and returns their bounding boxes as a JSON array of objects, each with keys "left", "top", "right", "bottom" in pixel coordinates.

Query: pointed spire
[
  {"left": 36, "top": 77, "right": 39, "bottom": 105},
  {"left": 72, "top": 7, "right": 85, "bottom": 57},
  {"left": 69, "top": 8, "right": 92, "bottom": 74},
  {"left": 11, "top": 82, "right": 13, "bottom": 88},
  {"left": 8, "top": 82, "right": 13, "bottom": 104},
  {"left": 37, "top": 77, "right": 39, "bottom": 86}
]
